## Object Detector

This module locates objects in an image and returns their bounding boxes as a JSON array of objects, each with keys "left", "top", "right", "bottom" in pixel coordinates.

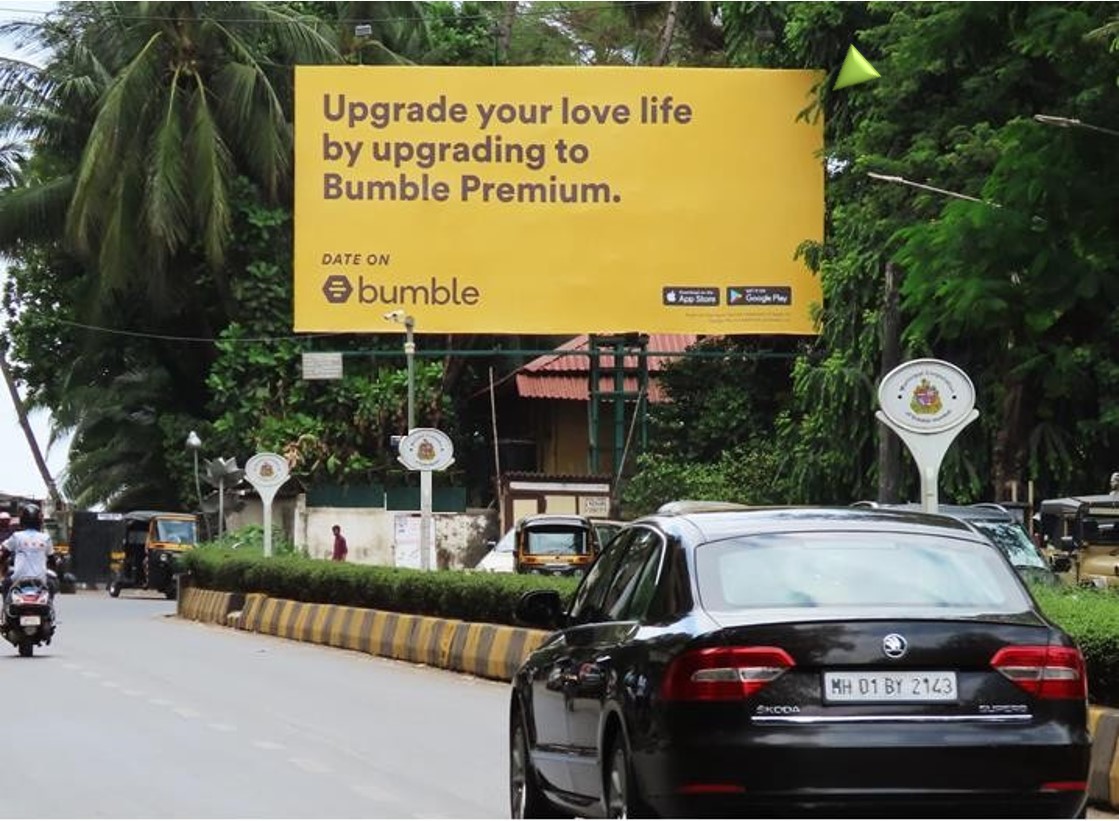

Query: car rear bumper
[
  {"left": 645, "top": 788, "right": 1085, "bottom": 819},
  {"left": 635, "top": 721, "right": 1089, "bottom": 818}
]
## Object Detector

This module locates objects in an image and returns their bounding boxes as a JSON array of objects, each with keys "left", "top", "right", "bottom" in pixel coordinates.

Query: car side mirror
[
  {"left": 1060, "top": 535, "right": 1078, "bottom": 552},
  {"left": 1050, "top": 555, "right": 1072, "bottom": 573},
  {"left": 514, "top": 589, "right": 565, "bottom": 629}
]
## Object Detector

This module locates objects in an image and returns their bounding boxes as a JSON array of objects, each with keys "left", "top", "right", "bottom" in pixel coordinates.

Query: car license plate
[
  {"left": 823, "top": 671, "right": 958, "bottom": 703},
  {"left": 19, "top": 615, "right": 41, "bottom": 627}
]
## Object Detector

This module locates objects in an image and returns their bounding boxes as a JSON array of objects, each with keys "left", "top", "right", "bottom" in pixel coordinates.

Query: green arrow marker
[{"left": 833, "top": 45, "right": 880, "bottom": 90}]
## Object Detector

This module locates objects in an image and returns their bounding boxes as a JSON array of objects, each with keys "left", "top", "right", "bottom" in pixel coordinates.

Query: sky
[{"left": 0, "top": 0, "right": 65, "bottom": 500}]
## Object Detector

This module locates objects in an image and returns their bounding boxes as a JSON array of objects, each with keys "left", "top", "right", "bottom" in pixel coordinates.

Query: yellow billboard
[{"left": 294, "top": 66, "right": 823, "bottom": 334}]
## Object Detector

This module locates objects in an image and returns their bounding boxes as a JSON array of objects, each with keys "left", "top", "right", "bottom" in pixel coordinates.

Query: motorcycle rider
[{"left": 0, "top": 504, "right": 57, "bottom": 622}]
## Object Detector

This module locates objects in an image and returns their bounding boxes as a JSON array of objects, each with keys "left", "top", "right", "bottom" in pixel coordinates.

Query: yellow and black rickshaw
[
  {"left": 108, "top": 511, "right": 198, "bottom": 599},
  {"left": 514, "top": 514, "right": 601, "bottom": 577}
]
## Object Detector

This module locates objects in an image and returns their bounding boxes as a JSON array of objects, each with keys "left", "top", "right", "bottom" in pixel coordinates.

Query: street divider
[
  {"left": 1089, "top": 706, "right": 1119, "bottom": 808},
  {"left": 177, "top": 585, "right": 551, "bottom": 682},
  {"left": 179, "top": 586, "right": 244, "bottom": 625}
]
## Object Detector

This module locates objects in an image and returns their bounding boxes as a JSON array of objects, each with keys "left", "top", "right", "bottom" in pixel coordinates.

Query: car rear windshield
[
  {"left": 696, "top": 531, "right": 1032, "bottom": 612},
  {"left": 524, "top": 527, "right": 588, "bottom": 556}
]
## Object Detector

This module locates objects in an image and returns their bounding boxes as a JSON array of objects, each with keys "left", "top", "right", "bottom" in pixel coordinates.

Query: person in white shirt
[{"left": 0, "top": 504, "right": 56, "bottom": 608}]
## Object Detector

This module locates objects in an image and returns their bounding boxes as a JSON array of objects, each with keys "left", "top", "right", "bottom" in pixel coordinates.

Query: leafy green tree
[{"left": 713, "top": 1, "right": 1119, "bottom": 504}]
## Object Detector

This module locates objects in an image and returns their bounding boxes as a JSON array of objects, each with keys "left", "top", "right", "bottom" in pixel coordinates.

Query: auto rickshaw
[
  {"left": 514, "top": 514, "right": 600, "bottom": 577},
  {"left": 1037, "top": 492, "right": 1119, "bottom": 588},
  {"left": 108, "top": 511, "right": 197, "bottom": 599},
  {"left": 43, "top": 514, "right": 77, "bottom": 594}
]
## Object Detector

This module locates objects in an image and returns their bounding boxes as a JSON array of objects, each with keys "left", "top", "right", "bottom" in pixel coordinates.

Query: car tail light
[
  {"left": 678, "top": 783, "right": 747, "bottom": 795},
  {"left": 1039, "top": 781, "right": 1087, "bottom": 793},
  {"left": 990, "top": 645, "right": 1087, "bottom": 699},
  {"left": 661, "top": 646, "right": 794, "bottom": 701}
]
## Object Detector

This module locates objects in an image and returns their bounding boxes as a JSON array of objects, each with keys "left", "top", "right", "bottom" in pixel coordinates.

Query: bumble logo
[
  {"left": 322, "top": 274, "right": 354, "bottom": 304},
  {"left": 322, "top": 274, "right": 482, "bottom": 307}
]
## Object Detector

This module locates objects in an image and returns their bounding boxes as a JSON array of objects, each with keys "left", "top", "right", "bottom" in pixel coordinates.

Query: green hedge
[
  {"left": 181, "top": 547, "right": 580, "bottom": 627},
  {"left": 182, "top": 541, "right": 1119, "bottom": 706},
  {"left": 1031, "top": 584, "right": 1119, "bottom": 707}
]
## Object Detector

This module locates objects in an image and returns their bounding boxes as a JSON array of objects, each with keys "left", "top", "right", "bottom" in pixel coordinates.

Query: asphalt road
[
  {"left": 8, "top": 591, "right": 511, "bottom": 818},
  {"left": 11, "top": 589, "right": 1115, "bottom": 819}
]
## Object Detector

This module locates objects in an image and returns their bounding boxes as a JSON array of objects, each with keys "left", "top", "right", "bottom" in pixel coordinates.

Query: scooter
[{"left": 0, "top": 573, "right": 57, "bottom": 657}]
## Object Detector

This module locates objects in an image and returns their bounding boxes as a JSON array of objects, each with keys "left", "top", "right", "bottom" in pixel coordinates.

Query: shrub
[
  {"left": 182, "top": 545, "right": 580, "bottom": 627},
  {"left": 1032, "top": 584, "right": 1119, "bottom": 707}
]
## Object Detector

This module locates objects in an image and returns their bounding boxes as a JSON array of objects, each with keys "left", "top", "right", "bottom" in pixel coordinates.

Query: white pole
[
  {"left": 405, "top": 317, "right": 416, "bottom": 432},
  {"left": 262, "top": 499, "right": 273, "bottom": 558},
  {"left": 218, "top": 476, "right": 224, "bottom": 538},
  {"left": 420, "top": 469, "right": 433, "bottom": 571}
]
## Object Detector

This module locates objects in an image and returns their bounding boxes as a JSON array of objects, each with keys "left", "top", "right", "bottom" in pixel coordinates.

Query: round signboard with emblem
[
  {"left": 397, "top": 428, "right": 455, "bottom": 472},
  {"left": 245, "top": 452, "right": 291, "bottom": 489},
  {"left": 877, "top": 359, "right": 977, "bottom": 434},
  {"left": 244, "top": 452, "right": 291, "bottom": 558}
]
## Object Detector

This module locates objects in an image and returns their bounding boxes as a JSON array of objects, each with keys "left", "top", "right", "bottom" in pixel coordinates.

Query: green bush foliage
[
  {"left": 182, "top": 546, "right": 580, "bottom": 627},
  {"left": 1032, "top": 584, "right": 1119, "bottom": 708},
  {"left": 184, "top": 537, "right": 1119, "bottom": 705}
]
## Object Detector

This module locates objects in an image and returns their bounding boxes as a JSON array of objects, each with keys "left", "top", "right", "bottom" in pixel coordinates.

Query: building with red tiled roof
[{"left": 495, "top": 334, "right": 699, "bottom": 476}]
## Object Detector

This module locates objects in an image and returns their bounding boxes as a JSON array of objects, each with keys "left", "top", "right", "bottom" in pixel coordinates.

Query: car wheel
[
  {"left": 510, "top": 711, "right": 556, "bottom": 819},
  {"left": 18, "top": 642, "right": 32, "bottom": 658},
  {"left": 605, "top": 739, "right": 648, "bottom": 819}
]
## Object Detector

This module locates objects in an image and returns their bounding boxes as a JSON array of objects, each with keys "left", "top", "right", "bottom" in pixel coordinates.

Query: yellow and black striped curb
[
  {"left": 178, "top": 586, "right": 244, "bottom": 625},
  {"left": 177, "top": 587, "right": 551, "bottom": 683},
  {"left": 1088, "top": 706, "right": 1119, "bottom": 808}
]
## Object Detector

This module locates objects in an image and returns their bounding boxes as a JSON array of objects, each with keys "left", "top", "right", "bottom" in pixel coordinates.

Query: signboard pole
[
  {"left": 396, "top": 428, "right": 455, "bottom": 572},
  {"left": 876, "top": 359, "right": 979, "bottom": 515},
  {"left": 420, "top": 469, "right": 433, "bottom": 571},
  {"left": 244, "top": 453, "right": 292, "bottom": 558},
  {"left": 262, "top": 496, "right": 275, "bottom": 558},
  {"left": 874, "top": 415, "right": 977, "bottom": 513}
]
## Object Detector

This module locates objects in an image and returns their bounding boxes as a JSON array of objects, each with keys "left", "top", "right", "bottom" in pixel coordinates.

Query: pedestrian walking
[{"left": 331, "top": 524, "right": 348, "bottom": 562}]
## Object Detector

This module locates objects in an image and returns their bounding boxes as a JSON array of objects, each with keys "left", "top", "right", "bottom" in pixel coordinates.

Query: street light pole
[
  {"left": 404, "top": 315, "right": 415, "bottom": 432},
  {"left": 1034, "top": 114, "right": 1119, "bottom": 138},
  {"left": 866, "top": 172, "right": 1000, "bottom": 207},
  {"left": 185, "top": 431, "right": 209, "bottom": 540},
  {"left": 384, "top": 310, "right": 417, "bottom": 432}
]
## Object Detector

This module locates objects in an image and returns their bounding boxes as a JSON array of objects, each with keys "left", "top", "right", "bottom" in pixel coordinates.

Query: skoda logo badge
[{"left": 882, "top": 634, "right": 908, "bottom": 660}]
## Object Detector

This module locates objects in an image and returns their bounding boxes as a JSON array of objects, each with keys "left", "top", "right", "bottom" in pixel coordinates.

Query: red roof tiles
[{"left": 513, "top": 334, "right": 699, "bottom": 403}]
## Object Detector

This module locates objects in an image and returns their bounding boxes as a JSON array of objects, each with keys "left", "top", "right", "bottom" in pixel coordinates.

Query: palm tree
[
  {"left": 0, "top": 2, "right": 407, "bottom": 508},
  {"left": 63, "top": 3, "right": 342, "bottom": 294}
]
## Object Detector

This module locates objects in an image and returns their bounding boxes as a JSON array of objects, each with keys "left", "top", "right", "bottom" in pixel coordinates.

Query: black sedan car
[{"left": 508, "top": 505, "right": 1089, "bottom": 818}]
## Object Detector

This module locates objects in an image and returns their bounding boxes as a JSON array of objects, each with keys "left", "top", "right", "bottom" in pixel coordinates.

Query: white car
[{"left": 476, "top": 528, "right": 515, "bottom": 572}]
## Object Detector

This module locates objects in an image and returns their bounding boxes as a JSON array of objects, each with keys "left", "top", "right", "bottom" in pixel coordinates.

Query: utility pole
[{"left": 877, "top": 261, "right": 903, "bottom": 503}]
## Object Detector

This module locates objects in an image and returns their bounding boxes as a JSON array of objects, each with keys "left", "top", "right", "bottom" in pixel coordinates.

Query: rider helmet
[{"left": 19, "top": 503, "right": 41, "bottom": 530}]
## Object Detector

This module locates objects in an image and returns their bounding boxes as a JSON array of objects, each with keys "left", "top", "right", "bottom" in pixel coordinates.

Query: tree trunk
[
  {"left": 652, "top": 0, "right": 679, "bottom": 66},
  {"left": 992, "top": 377, "right": 1025, "bottom": 501},
  {"left": 497, "top": 2, "right": 517, "bottom": 64},
  {"left": 877, "top": 261, "right": 903, "bottom": 502},
  {"left": 0, "top": 351, "right": 63, "bottom": 508}
]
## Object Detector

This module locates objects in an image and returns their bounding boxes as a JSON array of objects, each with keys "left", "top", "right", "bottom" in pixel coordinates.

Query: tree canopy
[{"left": 1, "top": 1, "right": 1117, "bottom": 514}]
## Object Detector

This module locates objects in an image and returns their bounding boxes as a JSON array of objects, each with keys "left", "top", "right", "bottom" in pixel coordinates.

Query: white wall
[{"left": 227, "top": 494, "right": 496, "bottom": 570}]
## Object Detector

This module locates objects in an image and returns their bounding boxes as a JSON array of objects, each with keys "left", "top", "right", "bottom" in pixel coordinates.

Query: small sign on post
[
  {"left": 245, "top": 452, "right": 291, "bottom": 558},
  {"left": 396, "top": 428, "right": 455, "bottom": 571},
  {"left": 876, "top": 359, "right": 979, "bottom": 514},
  {"left": 301, "top": 352, "right": 343, "bottom": 380}
]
